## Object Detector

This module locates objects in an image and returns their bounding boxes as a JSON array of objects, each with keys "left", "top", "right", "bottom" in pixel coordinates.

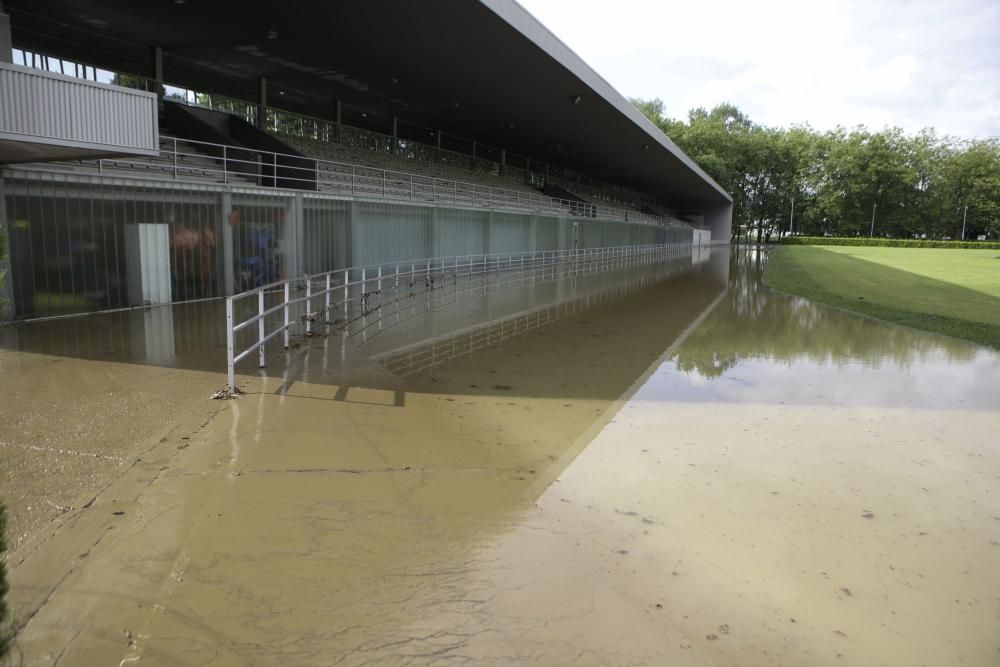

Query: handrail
[
  {"left": 97, "top": 137, "right": 690, "bottom": 228},
  {"left": 72, "top": 135, "right": 693, "bottom": 229},
  {"left": 224, "top": 242, "right": 692, "bottom": 392}
]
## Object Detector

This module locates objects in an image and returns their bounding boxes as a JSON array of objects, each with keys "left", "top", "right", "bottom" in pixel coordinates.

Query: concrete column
[
  {"left": 220, "top": 193, "right": 235, "bottom": 296},
  {"left": 0, "top": 175, "right": 14, "bottom": 321},
  {"left": 0, "top": 7, "right": 11, "bottom": 65},
  {"left": 282, "top": 194, "right": 303, "bottom": 279},
  {"left": 256, "top": 76, "right": 267, "bottom": 129},
  {"left": 485, "top": 211, "right": 495, "bottom": 253},
  {"left": 347, "top": 200, "right": 359, "bottom": 267},
  {"left": 704, "top": 202, "right": 733, "bottom": 242},
  {"left": 151, "top": 46, "right": 164, "bottom": 102},
  {"left": 429, "top": 206, "right": 440, "bottom": 257}
]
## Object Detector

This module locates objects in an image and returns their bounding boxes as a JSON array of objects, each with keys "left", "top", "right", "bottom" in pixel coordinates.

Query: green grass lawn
[{"left": 764, "top": 245, "right": 1000, "bottom": 348}]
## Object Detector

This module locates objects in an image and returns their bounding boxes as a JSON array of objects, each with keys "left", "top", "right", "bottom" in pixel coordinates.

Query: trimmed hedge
[{"left": 781, "top": 236, "right": 1000, "bottom": 249}]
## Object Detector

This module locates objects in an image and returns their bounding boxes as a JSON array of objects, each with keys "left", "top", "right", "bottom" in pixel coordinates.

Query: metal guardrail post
[
  {"left": 343, "top": 270, "right": 349, "bottom": 321},
  {"left": 283, "top": 282, "right": 290, "bottom": 349},
  {"left": 258, "top": 290, "right": 266, "bottom": 368},
  {"left": 325, "top": 273, "right": 332, "bottom": 320},
  {"left": 226, "top": 297, "right": 236, "bottom": 392}
]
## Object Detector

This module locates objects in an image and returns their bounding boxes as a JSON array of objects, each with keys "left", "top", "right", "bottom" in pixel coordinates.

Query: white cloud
[{"left": 517, "top": 0, "right": 1000, "bottom": 137}]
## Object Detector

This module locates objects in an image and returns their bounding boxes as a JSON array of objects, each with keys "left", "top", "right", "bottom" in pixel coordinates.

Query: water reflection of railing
[
  {"left": 344, "top": 243, "right": 699, "bottom": 347},
  {"left": 226, "top": 243, "right": 696, "bottom": 391},
  {"left": 375, "top": 258, "right": 699, "bottom": 376}
]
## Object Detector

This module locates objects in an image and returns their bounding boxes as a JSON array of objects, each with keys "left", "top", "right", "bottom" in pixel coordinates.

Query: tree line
[{"left": 631, "top": 99, "right": 1000, "bottom": 243}]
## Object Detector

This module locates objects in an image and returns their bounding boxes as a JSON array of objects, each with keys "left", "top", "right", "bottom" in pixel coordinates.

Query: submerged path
[{"left": 5, "top": 248, "right": 1000, "bottom": 666}]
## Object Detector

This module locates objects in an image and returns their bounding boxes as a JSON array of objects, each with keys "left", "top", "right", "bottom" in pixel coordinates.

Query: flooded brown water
[{"left": 3, "top": 247, "right": 999, "bottom": 666}]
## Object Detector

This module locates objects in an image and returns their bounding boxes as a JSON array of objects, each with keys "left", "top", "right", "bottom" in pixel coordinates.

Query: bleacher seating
[{"left": 22, "top": 126, "right": 688, "bottom": 229}]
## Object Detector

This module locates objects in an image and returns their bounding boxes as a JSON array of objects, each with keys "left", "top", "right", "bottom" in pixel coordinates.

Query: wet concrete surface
[
  {"left": 3, "top": 247, "right": 1000, "bottom": 665},
  {"left": 0, "top": 301, "right": 227, "bottom": 552}
]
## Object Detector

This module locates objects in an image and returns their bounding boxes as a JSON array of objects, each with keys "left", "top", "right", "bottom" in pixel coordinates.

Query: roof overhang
[{"left": 6, "top": 0, "right": 729, "bottom": 207}]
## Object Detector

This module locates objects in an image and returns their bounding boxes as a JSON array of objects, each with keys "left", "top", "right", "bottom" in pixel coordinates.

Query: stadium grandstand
[{"left": 0, "top": 0, "right": 732, "bottom": 321}]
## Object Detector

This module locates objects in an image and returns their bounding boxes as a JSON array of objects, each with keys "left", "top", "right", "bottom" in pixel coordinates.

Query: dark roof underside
[{"left": 6, "top": 0, "right": 730, "bottom": 208}]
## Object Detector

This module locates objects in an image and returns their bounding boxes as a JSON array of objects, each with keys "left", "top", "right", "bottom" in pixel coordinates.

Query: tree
[
  {"left": 941, "top": 139, "right": 1000, "bottom": 239},
  {"left": 628, "top": 97, "right": 999, "bottom": 242}
]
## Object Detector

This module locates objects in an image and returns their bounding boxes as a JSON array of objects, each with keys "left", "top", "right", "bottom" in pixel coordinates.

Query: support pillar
[
  {"left": 392, "top": 115, "right": 399, "bottom": 154},
  {"left": 283, "top": 194, "right": 303, "bottom": 279},
  {"left": 347, "top": 201, "right": 359, "bottom": 267},
  {"left": 471, "top": 140, "right": 477, "bottom": 159},
  {"left": 0, "top": 6, "right": 12, "bottom": 65},
  {"left": 485, "top": 211, "right": 495, "bottom": 254},
  {"left": 151, "top": 46, "right": 163, "bottom": 103},
  {"left": 500, "top": 149, "right": 506, "bottom": 176},
  {"left": 436, "top": 130, "right": 442, "bottom": 149},
  {"left": 429, "top": 207, "right": 440, "bottom": 257},
  {"left": 0, "top": 175, "right": 14, "bottom": 321},
  {"left": 256, "top": 76, "right": 267, "bottom": 129},
  {"left": 221, "top": 193, "right": 235, "bottom": 296}
]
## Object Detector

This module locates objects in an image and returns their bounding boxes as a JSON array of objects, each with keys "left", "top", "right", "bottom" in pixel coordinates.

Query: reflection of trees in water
[{"left": 673, "top": 249, "right": 978, "bottom": 379}]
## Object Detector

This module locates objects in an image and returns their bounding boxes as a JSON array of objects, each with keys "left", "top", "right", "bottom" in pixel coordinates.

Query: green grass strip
[{"left": 764, "top": 246, "right": 1000, "bottom": 348}]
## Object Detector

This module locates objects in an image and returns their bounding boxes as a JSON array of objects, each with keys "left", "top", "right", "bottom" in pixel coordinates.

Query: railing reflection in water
[
  {"left": 375, "top": 252, "right": 705, "bottom": 377},
  {"left": 227, "top": 243, "right": 702, "bottom": 391}
]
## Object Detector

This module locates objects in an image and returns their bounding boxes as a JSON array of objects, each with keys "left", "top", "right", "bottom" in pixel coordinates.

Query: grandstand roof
[{"left": 6, "top": 0, "right": 731, "bottom": 207}]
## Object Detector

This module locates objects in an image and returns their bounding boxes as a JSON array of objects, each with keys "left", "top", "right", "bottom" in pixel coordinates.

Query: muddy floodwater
[{"left": 2, "top": 247, "right": 999, "bottom": 666}]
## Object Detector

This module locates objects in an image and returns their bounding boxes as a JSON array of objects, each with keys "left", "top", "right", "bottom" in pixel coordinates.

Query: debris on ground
[{"left": 210, "top": 387, "right": 246, "bottom": 400}]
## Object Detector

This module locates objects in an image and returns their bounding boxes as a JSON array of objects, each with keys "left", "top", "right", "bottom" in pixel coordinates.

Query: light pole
[
  {"left": 788, "top": 196, "right": 795, "bottom": 236},
  {"left": 869, "top": 202, "right": 877, "bottom": 237},
  {"left": 961, "top": 203, "right": 968, "bottom": 240}
]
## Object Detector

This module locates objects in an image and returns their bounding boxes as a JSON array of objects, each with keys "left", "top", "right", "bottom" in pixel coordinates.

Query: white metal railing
[
  {"left": 224, "top": 243, "right": 691, "bottom": 391},
  {"left": 60, "top": 136, "right": 693, "bottom": 229}
]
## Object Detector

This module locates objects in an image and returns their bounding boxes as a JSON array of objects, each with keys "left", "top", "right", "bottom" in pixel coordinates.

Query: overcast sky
[{"left": 517, "top": 0, "right": 1000, "bottom": 139}]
